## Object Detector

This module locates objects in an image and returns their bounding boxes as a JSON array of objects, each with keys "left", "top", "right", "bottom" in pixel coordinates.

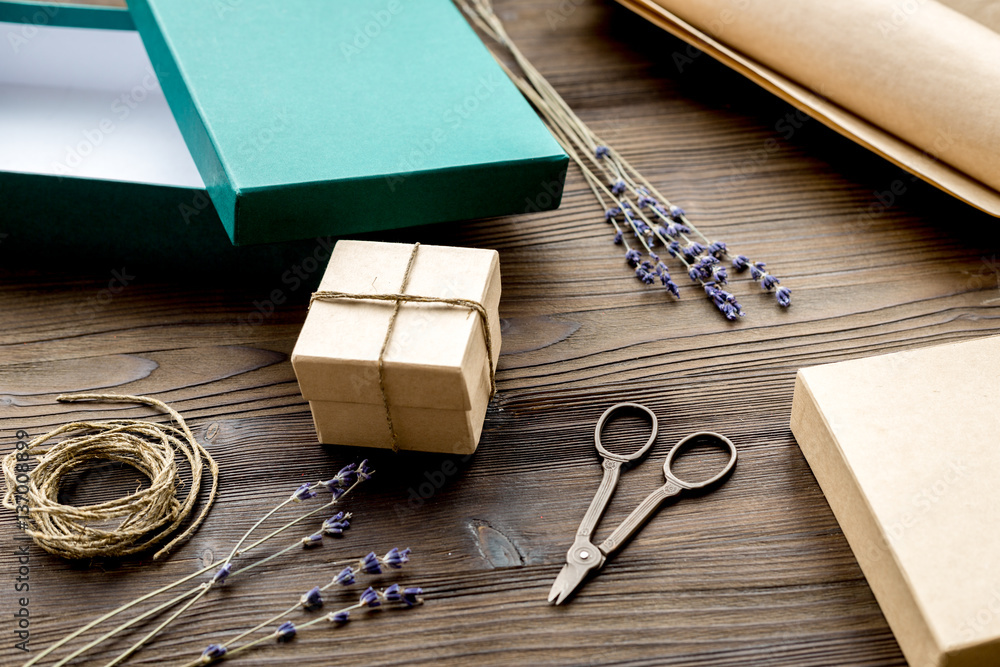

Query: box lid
[
  {"left": 791, "top": 335, "right": 1000, "bottom": 667},
  {"left": 0, "top": 1, "right": 134, "bottom": 30},
  {"left": 291, "top": 240, "right": 501, "bottom": 411},
  {"left": 126, "top": 0, "right": 567, "bottom": 245}
]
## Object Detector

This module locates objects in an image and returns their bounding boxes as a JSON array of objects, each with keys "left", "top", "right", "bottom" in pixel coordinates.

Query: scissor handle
[
  {"left": 663, "top": 431, "right": 737, "bottom": 490},
  {"left": 594, "top": 402, "right": 658, "bottom": 463}
]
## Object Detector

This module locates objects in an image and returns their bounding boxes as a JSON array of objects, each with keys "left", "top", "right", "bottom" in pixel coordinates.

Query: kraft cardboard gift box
[
  {"left": 790, "top": 335, "right": 1000, "bottom": 667},
  {"left": 292, "top": 241, "right": 501, "bottom": 455},
  {"left": 1, "top": 0, "right": 567, "bottom": 249}
]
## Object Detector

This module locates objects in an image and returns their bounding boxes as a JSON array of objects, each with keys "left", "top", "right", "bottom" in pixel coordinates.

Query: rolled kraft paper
[
  {"left": 940, "top": 0, "right": 1000, "bottom": 33},
  {"left": 639, "top": 0, "right": 1000, "bottom": 205}
]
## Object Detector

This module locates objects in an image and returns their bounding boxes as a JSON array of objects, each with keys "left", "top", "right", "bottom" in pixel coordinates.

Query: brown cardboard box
[
  {"left": 292, "top": 240, "right": 501, "bottom": 454},
  {"left": 790, "top": 335, "right": 1000, "bottom": 667}
]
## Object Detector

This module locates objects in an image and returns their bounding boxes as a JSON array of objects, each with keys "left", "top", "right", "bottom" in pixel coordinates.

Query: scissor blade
[{"left": 547, "top": 562, "right": 589, "bottom": 605}]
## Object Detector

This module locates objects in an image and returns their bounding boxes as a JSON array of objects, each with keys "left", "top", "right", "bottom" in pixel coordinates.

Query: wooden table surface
[{"left": 3, "top": 1, "right": 1000, "bottom": 666}]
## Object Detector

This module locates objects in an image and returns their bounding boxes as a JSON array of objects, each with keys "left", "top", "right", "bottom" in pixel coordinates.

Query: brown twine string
[
  {"left": 0, "top": 394, "right": 219, "bottom": 561},
  {"left": 309, "top": 243, "right": 497, "bottom": 452}
]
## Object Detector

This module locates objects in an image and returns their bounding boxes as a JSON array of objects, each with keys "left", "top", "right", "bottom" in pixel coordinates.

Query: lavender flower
[
  {"left": 595, "top": 145, "right": 610, "bottom": 159},
  {"left": 732, "top": 255, "right": 750, "bottom": 271},
  {"left": 707, "top": 241, "right": 727, "bottom": 257},
  {"left": 200, "top": 644, "right": 226, "bottom": 664},
  {"left": 776, "top": 286, "right": 792, "bottom": 307},
  {"left": 613, "top": 231, "right": 623, "bottom": 244},
  {"left": 636, "top": 267, "right": 655, "bottom": 284},
  {"left": 625, "top": 249, "right": 642, "bottom": 267},
  {"left": 330, "top": 610, "right": 350, "bottom": 623},
  {"left": 322, "top": 463, "right": 357, "bottom": 491},
  {"left": 402, "top": 587, "right": 424, "bottom": 607},
  {"left": 291, "top": 483, "right": 317, "bottom": 502},
  {"left": 688, "top": 256, "right": 719, "bottom": 282},
  {"left": 275, "top": 621, "right": 296, "bottom": 643},
  {"left": 300, "top": 586, "right": 323, "bottom": 611},
  {"left": 610, "top": 180, "right": 626, "bottom": 195},
  {"left": 668, "top": 241, "right": 680, "bottom": 257},
  {"left": 383, "top": 547, "right": 411, "bottom": 569},
  {"left": 301, "top": 532, "right": 323, "bottom": 548},
  {"left": 359, "top": 587, "right": 381, "bottom": 608},
  {"left": 382, "top": 584, "right": 403, "bottom": 603},
  {"left": 662, "top": 276, "right": 680, "bottom": 298},
  {"left": 322, "top": 512, "right": 351, "bottom": 535},
  {"left": 356, "top": 460, "right": 374, "bottom": 482},
  {"left": 760, "top": 273, "right": 780, "bottom": 291},
  {"left": 704, "top": 283, "right": 744, "bottom": 321},
  {"left": 637, "top": 195, "right": 656, "bottom": 209},
  {"left": 682, "top": 242, "right": 706, "bottom": 262},
  {"left": 712, "top": 266, "right": 729, "bottom": 285},
  {"left": 669, "top": 204, "right": 685, "bottom": 219},
  {"left": 360, "top": 552, "right": 382, "bottom": 575},
  {"left": 333, "top": 567, "right": 355, "bottom": 586},
  {"left": 211, "top": 563, "right": 231, "bottom": 585},
  {"left": 750, "top": 262, "right": 766, "bottom": 280},
  {"left": 605, "top": 207, "right": 621, "bottom": 220}
]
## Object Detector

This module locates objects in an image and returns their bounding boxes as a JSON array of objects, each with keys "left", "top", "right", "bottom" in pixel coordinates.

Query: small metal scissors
[{"left": 548, "top": 402, "right": 738, "bottom": 605}]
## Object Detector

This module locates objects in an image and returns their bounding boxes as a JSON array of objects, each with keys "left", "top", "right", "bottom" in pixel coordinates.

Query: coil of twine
[{"left": 1, "top": 394, "right": 219, "bottom": 560}]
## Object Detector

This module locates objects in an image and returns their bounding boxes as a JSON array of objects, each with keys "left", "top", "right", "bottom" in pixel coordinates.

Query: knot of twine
[
  {"left": 1, "top": 394, "right": 219, "bottom": 561},
  {"left": 309, "top": 243, "right": 496, "bottom": 452}
]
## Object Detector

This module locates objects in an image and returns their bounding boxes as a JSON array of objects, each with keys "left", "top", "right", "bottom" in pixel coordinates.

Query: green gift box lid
[{"left": 127, "top": 0, "right": 568, "bottom": 245}]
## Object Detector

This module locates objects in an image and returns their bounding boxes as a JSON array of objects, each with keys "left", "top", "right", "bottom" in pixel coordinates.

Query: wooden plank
[{"left": 3, "top": 0, "right": 1000, "bottom": 665}]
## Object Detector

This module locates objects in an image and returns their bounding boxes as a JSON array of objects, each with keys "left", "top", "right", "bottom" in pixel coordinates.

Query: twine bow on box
[{"left": 308, "top": 243, "right": 497, "bottom": 452}]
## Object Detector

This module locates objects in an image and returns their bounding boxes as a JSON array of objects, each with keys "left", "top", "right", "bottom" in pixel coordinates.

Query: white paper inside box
[{"left": 291, "top": 241, "right": 501, "bottom": 453}]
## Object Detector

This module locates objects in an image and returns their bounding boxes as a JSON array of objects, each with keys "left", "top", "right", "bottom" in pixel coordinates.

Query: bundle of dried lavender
[
  {"left": 456, "top": 0, "right": 790, "bottom": 320},
  {"left": 25, "top": 461, "right": 419, "bottom": 667},
  {"left": 186, "top": 577, "right": 422, "bottom": 666}
]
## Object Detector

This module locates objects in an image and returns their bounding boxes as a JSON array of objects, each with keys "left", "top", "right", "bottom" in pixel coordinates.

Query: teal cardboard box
[{"left": 128, "top": 0, "right": 568, "bottom": 245}]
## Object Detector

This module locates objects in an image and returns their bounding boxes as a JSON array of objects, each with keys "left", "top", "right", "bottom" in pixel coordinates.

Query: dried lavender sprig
[
  {"left": 457, "top": 0, "right": 790, "bottom": 315},
  {"left": 98, "top": 494, "right": 367, "bottom": 667},
  {"left": 44, "top": 464, "right": 372, "bottom": 667},
  {"left": 547, "top": 118, "right": 682, "bottom": 299},
  {"left": 177, "top": 549, "right": 412, "bottom": 667},
  {"left": 495, "top": 56, "right": 731, "bottom": 313},
  {"left": 83, "top": 519, "right": 353, "bottom": 667},
  {"left": 186, "top": 586, "right": 423, "bottom": 666}
]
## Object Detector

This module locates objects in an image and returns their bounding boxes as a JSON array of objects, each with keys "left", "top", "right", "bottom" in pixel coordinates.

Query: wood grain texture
[{"left": 3, "top": 1, "right": 1000, "bottom": 666}]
